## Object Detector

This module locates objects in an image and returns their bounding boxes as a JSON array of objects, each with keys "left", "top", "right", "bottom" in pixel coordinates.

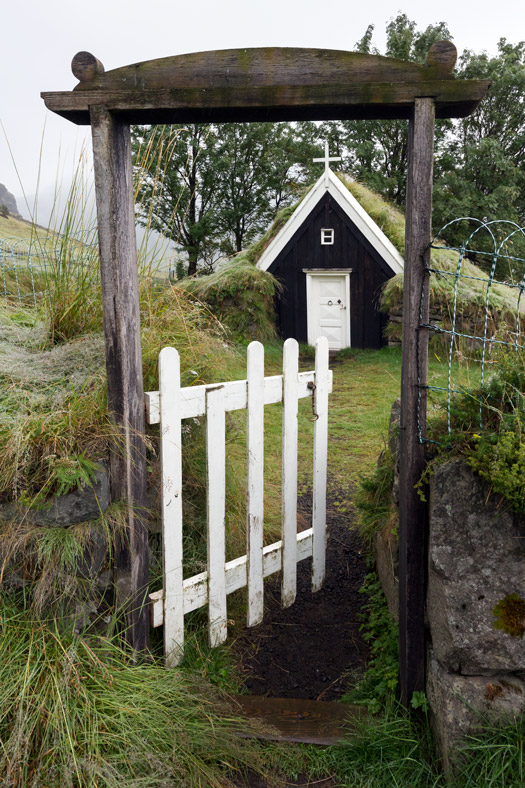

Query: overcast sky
[{"left": 2, "top": 0, "right": 524, "bottom": 224}]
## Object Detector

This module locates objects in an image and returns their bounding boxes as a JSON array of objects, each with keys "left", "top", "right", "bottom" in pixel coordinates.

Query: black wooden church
[{"left": 257, "top": 146, "right": 404, "bottom": 350}]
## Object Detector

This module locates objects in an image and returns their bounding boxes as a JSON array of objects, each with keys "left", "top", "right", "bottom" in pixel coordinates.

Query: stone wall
[
  {"left": 427, "top": 459, "right": 525, "bottom": 771},
  {"left": 0, "top": 463, "right": 113, "bottom": 630},
  {"left": 375, "top": 406, "right": 525, "bottom": 772}
]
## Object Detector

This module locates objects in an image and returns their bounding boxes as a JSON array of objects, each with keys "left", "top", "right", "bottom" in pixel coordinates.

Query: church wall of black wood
[{"left": 268, "top": 193, "right": 393, "bottom": 349}]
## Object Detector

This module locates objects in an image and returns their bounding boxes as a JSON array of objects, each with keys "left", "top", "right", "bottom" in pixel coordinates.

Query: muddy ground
[{"left": 232, "top": 486, "right": 370, "bottom": 786}]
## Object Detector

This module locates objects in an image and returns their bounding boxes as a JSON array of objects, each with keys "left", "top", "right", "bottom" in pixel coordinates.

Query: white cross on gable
[{"left": 313, "top": 141, "right": 342, "bottom": 186}]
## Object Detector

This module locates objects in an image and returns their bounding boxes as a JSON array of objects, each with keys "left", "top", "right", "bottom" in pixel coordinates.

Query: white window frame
[{"left": 320, "top": 228, "right": 334, "bottom": 245}]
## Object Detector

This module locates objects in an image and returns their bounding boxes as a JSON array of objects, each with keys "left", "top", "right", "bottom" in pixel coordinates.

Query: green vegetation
[
  {"left": 493, "top": 593, "right": 525, "bottom": 638},
  {"left": 0, "top": 212, "right": 50, "bottom": 242},
  {"left": 345, "top": 568, "right": 400, "bottom": 712},
  {"left": 428, "top": 348, "right": 525, "bottom": 514},
  {"left": 180, "top": 256, "right": 280, "bottom": 341},
  {"left": 132, "top": 122, "right": 317, "bottom": 273},
  {"left": 0, "top": 592, "right": 264, "bottom": 788},
  {"left": 352, "top": 448, "right": 396, "bottom": 547},
  {"left": 321, "top": 17, "right": 525, "bottom": 279},
  {"left": 338, "top": 176, "right": 525, "bottom": 346}
]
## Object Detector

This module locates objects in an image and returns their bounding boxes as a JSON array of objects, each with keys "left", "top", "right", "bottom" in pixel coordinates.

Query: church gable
[{"left": 257, "top": 168, "right": 404, "bottom": 278}]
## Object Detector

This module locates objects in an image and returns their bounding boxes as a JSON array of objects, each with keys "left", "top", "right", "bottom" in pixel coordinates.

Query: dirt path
[
  {"left": 230, "top": 356, "right": 379, "bottom": 787},
  {"left": 234, "top": 485, "right": 369, "bottom": 701}
]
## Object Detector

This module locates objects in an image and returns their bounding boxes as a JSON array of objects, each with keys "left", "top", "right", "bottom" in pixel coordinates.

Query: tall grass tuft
[
  {"left": 40, "top": 156, "right": 102, "bottom": 345},
  {"left": 450, "top": 715, "right": 524, "bottom": 787},
  {"left": 0, "top": 591, "right": 264, "bottom": 787}
]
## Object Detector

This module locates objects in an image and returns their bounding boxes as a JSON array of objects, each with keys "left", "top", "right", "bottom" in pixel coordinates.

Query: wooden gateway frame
[{"left": 42, "top": 42, "right": 489, "bottom": 703}]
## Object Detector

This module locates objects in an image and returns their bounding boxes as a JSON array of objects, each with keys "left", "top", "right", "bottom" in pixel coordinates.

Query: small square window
[{"left": 321, "top": 228, "right": 334, "bottom": 245}]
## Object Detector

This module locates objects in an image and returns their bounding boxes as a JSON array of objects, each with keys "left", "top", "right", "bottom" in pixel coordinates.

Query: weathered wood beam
[
  {"left": 399, "top": 97, "right": 435, "bottom": 706},
  {"left": 90, "top": 106, "right": 149, "bottom": 657},
  {"left": 41, "top": 43, "right": 490, "bottom": 125}
]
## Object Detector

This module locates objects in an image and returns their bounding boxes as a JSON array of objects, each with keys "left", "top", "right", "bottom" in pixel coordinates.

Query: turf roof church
[{"left": 257, "top": 144, "right": 404, "bottom": 350}]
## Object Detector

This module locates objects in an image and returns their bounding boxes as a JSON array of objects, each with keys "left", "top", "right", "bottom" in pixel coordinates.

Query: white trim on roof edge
[{"left": 256, "top": 169, "right": 404, "bottom": 276}]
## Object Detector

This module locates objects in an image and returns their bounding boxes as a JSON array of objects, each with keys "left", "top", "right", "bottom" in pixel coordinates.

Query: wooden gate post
[
  {"left": 399, "top": 97, "right": 435, "bottom": 705},
  {"left": 90, "top": 106, "right": 149, "bottom": 656}
]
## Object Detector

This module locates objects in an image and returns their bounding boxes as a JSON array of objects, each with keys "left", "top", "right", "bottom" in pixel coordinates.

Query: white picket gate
[{"left": 145, "top": 337, "right": 332, "bottom": 666}]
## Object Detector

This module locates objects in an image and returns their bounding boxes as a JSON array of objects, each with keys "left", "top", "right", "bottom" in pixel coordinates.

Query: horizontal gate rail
[{"left": 145, "top": 337, "right": 332, "bottom": 666}]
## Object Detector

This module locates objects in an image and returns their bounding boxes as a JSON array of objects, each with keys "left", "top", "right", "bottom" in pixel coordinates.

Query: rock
[
  {"left": 75, "top": 524, "right": 109, "bottom": 579},
  {"left": 95, "top": 569, "right": 113, "bottom": 590},
  {"left": 428, "top": 459, "right": 525, "bottom": 674},
  {"left": 427, "top": 650, "right": 525, "bottom": 773},
  {"left": 0, "top": 183, "right": 22, "bottom": 218},
  {"left": 0, "top": 463, "right": 110, "bottom": 526}
]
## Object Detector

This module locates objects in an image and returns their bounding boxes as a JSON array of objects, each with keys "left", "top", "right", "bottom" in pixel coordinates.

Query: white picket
[
  {"left": 206, "top": 385, "right": 228, "bottom": 647},
  {"left": 145, "top": 370, "right": 323, "bottom": 425},
  {"left": 246, "top": 342, "right": 265, "bottom": 627},
  {"left": 281, "top": 338, "right": 299, "bottom": 608},
  {"left": 148, "top": 339, "right": 333, "bottom": 664},
  {"left": 158, "top": 347, "right": 184, "bottom": 666},
  {"left": 312, "top": 336, "right": 330, "bottom": 591},
  {"left": 149, "top": 528, "right": 315, "bottom": 626}
]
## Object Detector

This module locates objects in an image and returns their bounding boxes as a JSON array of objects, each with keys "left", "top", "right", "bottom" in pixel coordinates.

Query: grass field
[{"left": 0, "top": 213, "right": 52, "bottom": 243}]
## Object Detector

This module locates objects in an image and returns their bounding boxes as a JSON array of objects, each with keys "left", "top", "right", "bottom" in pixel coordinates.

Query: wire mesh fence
[
  {"left": 418, "top": 218, "right": 525, "bottom": 443},
  {"left": 0, "top": 237, "right": 99, "bottom": 308}
]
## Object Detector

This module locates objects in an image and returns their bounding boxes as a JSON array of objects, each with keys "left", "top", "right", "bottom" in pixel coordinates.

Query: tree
[
  {"left": 319, "top": 14, "right": 453, "bottom": 205},
  {"left": 432, "top": 40, "right": 525, "bottom": 277},
  {"left": 212, "top": 122, "right": 316, "bottom": 256},
  {"left": 133, "top": 124, "right": 220, "bottom": 275},
  {"left": 133, "top": 122, "right": 318, "bottom": 273},
  {"left": 0, "top": 204, "right": 9, "bottom": 219}
]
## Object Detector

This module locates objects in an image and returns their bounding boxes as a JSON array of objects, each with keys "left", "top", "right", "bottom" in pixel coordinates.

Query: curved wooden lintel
[{"left": 42, "top": 43, "right": 490, "bottom": 124}]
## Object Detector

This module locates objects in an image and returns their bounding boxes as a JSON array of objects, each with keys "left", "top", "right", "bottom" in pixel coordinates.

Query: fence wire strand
[
  {"left": 418, "top": 218, "right": 525, "bottom": 442},
  {"left": 0, "top": 237, "right": 97, "bottom": 309}
]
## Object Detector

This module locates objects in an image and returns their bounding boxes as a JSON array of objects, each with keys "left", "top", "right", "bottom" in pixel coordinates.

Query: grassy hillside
[{"left": 0, "top": 213, "right": 53, "bottom": 243}]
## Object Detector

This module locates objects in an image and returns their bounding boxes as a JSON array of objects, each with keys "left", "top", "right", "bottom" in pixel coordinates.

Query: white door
[{"left": 306, "top": 273, "right": 350, "bottom": 350}]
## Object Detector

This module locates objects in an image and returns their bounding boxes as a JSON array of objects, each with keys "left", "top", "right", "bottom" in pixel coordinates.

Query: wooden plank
[
  {"left": 151, "top": 529, "right": 315, "bottom": 627},
  {"left": 246, "top": 342, "right": 265, "bottom": 627},
  {"left": 42, "top": 44, "right": 490, "bottom": 124},
  {"left": 234, "top": 696, "right": 366, "bottom": 746},
  {"left": 42, "top": 79, "right": 490, "bottom": 125},
  {"left": 144, "top": 369, "right": 333, "bottom": 424},
  {"left": 89, "top": 106, "right": 148, "bottom": 657},
  {"left": 281, "top": 338, "right": 299, "bottom": 608},
  {"left": 158, "top": 346, "right": 184, "bottom": 666},
  {"left": 312, "top": 336, "right": 329, "bottom": 591},
  {"left": 206, "top": 385, "right": 228, "bottom": 647},
  {"left": 399, "top": 97, "right": 435, "bottom": 706}
]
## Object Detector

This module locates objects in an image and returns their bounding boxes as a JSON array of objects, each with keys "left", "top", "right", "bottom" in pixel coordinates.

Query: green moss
[
  {"left": 429, "top": 349, "right": 525, "bottom": 513},
  {"left": 179, "top": 258, "right": 281, "bottom": 341},
  {"left": 493, "top": 593, "right": 525, "bottom": 638},
  {"left": 354, "top": 447, "right": 396, "bottom": 546}
]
